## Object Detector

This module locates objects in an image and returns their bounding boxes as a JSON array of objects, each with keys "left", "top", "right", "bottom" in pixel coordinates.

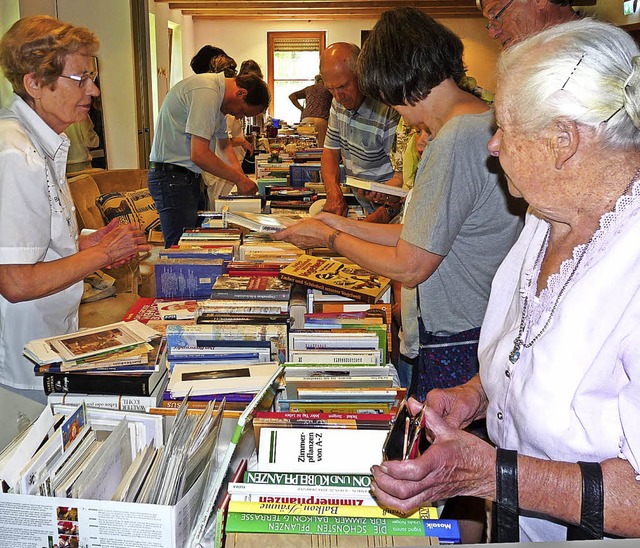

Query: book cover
[
  {"left": 158, "top": 247, "right": 234, "bottom": 261},
  {"left": 167, "top": 362, "right": 280, "bottom": 397},
  {"left": 225, "top": 211, "right": 309, "bottom": 233},
  {"left": 166, "top": 323, "right": 288, "bottom": 362},
  {"left": 284, "top": 376, "right": 395, "bottom": 401},
  {"left": 43, "top": 367, "right": 166, "bottom": 397},
  {"left": 226, "top": 262, "right": 283, "bottom": 277},
  {"left": 227, "top": 500, "right": 438, "bottom": 520},
  {"left": 257, "top": 427, "right": 387, "bottom": 474},
  {"left": 243, "top": 470, "right": 373, "bottom": 488},
  {"left": 210, "top": 275, "right": 291, "bottom": 301},
  {"left": 286, "top": 350, "right": 382, "bottom": 366},
  {"left": 154, "top": 260, "right": 225, "bottom": 299},
  {"left": 225, "top": 513, "right": 460, "bottom": 542},
  {"left": 47, "top": 373, "right": 168, "bottom": 411},
  {"left": 122, "top": 297, "right": 160, "bottom": 323},
  {"left": 345, "top": 176, "right": 408, "bottom": 198},
  {"left": 156, "top": 299, "right": 199, "bottom": 320},
  {"left": 225, "top": 532, "right": 439, "bottom": 547},
  {"left": 279, "top": 255, "right": 391, "bottom": 304}
]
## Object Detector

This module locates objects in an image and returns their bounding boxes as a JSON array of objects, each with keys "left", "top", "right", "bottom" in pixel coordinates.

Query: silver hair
[{"left": 497, "top": 18, "right": 640, "bottom": 150}]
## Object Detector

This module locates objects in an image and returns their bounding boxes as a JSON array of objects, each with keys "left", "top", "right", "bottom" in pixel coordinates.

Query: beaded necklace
[{"left": 508, "top": 168, "right": 640, "bottom": 364}]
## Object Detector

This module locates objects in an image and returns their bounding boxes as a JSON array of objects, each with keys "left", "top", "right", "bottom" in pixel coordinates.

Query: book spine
[
  {"left": 225, "top": 513, "right": 460, "bottom": 541},
  {"left": 227, "top": 482, "right": 372, "bottom": 497},
  {"left": 47, "top": 393, "right": 157, "bottom": 411},
  {"left": 254, "top": 412, "right": 391, "bottom": 422},
  {"left": 43, "top": 372, "right": 154, "bottom": 396},
  {"left": 209, "top": 290, "right": 290, "bottom": 301},
  {"left": 227, "top": 501, "right": 438, "bottom": 520},
  {"left": 242, "top": 471, "right": 372, "bottom": 488},
  {"left": 279, "top": 272, "right": 375, "bottom": 304}
]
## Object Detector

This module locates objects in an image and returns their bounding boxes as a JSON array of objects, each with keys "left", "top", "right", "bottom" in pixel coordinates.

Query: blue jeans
[{"left": 148, "top": 169, "right": 201, "bottom": 247}]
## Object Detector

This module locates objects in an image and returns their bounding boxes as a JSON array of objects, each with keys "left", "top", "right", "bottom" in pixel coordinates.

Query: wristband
[
  {"left": 492, "top": 448, "right": 520, "bottom": 543},
  {"left": 327, "top": 229, "right": 341, "bottom": 251},
  {"left": 566, "top": 461, "right": 604, "bottom": 540}
]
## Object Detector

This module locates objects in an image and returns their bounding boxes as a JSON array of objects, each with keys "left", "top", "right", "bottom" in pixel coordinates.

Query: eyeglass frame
[
  {"left": 59, "top": 71, "right": 99, "bottom": 88},
  {"left": 485, "top": 0, "right": 517, "bottom": 30}
]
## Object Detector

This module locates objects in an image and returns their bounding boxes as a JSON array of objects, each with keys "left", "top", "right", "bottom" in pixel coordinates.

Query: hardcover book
[
  {"left": 210, "top": 275, "right": 291, "bottom": 301},
  {"left": 279, "top": 255, "right": 391, "bottom": 304},
  {"left": 257, "top": 427, "right": 387, "bottom": 474},
  {"left": 154, "top": 259, "right": 225, "bottom": 299},
  {"left": 225, "top": 211, "right": 309, "bottom": 233}
]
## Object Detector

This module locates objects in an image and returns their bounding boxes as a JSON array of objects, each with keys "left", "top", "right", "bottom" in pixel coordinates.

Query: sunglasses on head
[{"left": 382, "top": 400, "right": 431, "bottom": 461}]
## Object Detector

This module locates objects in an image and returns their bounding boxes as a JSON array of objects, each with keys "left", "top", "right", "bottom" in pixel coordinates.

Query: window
[{"left": 267, "top": 31, "right": 326, "bottom": 125}]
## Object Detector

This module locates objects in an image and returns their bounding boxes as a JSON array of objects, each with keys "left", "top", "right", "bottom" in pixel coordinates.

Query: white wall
[
  {"left": 191, "top": 17, "right": 501, "bottom": 93},
  {"left": 56, "top": 0, "right": 138, "bottom": 168}
]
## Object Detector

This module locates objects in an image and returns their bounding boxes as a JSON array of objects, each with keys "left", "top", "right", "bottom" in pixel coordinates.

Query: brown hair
[{"left": 0, "top": 15, "right": 99, "bottom": 102}]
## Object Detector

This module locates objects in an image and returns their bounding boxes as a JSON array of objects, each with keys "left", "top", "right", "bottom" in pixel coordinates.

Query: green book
[{"left": 225, "top": 512, "right": 460, "bottom": 543}]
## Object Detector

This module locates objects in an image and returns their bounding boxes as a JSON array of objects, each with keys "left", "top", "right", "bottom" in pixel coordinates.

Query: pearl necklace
[{"left": 508, "top": 168, "right": 640, "bottom": 364}]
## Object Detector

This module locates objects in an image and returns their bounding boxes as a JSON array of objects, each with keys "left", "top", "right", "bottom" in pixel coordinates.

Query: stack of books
[
  {"left": 24, "top": 321, "right": 169, "bottom": 410},
  {"left": 161, "top": 323, "right": 285, "bottom": 410},
  {"left": 222, "top": 421, "right": 460, "bottom": 546}
]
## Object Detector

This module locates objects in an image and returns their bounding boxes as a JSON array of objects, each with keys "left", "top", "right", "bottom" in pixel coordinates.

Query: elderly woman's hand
[
  {"left": 272, "top": 218, "right": 335, "bottom": 249},
  {"left": 85, "top": 219, "right": 151, "bottom": 269},
  {"left": 425, "top": 375, "right": 489, "bottom": 430},
  {"left": 370, "top": 406, "right": 496, "bottom": 513}
]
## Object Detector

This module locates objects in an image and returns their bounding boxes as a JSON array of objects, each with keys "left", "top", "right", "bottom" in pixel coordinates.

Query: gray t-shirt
[
  {"left": 401, "top": 110, "right": 523, "bottom": 336},
  {"left": 150, "top": 72, "right": 228, "bottom": 172}
]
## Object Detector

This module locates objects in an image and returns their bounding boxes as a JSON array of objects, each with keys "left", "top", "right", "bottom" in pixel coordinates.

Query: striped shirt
[{"left": 324, "top": 96, "right": 400, "bottom": 182}]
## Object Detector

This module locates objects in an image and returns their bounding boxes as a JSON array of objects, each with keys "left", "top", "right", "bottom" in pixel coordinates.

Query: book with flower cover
[{"left": 279, "top": 255, "right": 390, "bottom": 304}]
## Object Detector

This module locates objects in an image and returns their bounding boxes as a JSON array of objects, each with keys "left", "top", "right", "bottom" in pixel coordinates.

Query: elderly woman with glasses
[
  {"left": 370, "top": 19, "right": 640, "bottom": 543},
  {"left": 0, "top": 17, "right": 149, "bottom": 414}
]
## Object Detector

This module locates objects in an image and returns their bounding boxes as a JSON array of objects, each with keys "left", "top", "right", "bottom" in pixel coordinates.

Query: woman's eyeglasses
[
  {"left": 485, "top": 0, "right": 516, "bottom": 30},
  {"left": 59, "top": 71, "right": 99, "bottom": 88}
]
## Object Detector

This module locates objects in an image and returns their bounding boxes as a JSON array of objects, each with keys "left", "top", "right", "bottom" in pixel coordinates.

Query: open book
[
  {"left": 224, "top": 211, "right": 309, "bottom": 233},
  {"left": 345, "top": 176, "right": 408, "bottom": 198}
]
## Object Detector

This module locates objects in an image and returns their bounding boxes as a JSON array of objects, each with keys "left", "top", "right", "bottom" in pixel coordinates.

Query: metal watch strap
[
  {"left": 566, "top": 461, "right": 604, "bottom": 540},
  {"left": 492, "top": 448, "right": 520, "bottom": 543}
]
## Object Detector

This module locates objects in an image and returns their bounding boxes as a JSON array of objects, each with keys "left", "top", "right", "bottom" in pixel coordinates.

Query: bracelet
[
  {"left": 492, "top": 448, "right": 520, "bottom": 543},
  {"left": 327, "top": 229, "right": 341, "bottom": 251},
  {"left": 566, "top": 461, "right": 604, "bottom": 540}
]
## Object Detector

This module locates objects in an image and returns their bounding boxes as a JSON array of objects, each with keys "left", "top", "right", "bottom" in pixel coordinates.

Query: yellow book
[{"left": 227, "top": 500, "right": 438, "bottom": 520}]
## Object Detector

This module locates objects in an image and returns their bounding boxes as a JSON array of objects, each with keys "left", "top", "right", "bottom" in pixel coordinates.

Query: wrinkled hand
[
  {"left": 371, "top": 406, "right": 496, "bottom": 513},
  {"left": 79, "top": 219, "right": 119, "bottom": 250},
  {"left": 93, "top": 221, "right": 151, "bottom": 269},
  {"left": 322, "top": 195, "right": 349, "bottom": 217},
  {"left": 424, "top": 376, "right": 488, "bottom": 429},
  {"left": 271, "top": 218, "right": 333, "bottom": 249}
]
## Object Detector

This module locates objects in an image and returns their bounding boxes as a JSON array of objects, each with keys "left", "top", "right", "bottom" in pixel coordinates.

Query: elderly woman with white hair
[{"left": 369, "top": 18, "right": 640, "bottom": 542}]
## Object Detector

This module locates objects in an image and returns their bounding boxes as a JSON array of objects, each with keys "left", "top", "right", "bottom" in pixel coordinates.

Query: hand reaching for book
[{"left": 272, "top": 218, "right": 334, "bottom": 249}]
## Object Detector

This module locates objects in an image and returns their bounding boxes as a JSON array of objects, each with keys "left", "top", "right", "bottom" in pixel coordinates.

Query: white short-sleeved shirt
[
  {"left": 150, "top": 72, "right": 229, "bottom": 172},
  {"left": 0, "top": 95, "right": 82, "bottom": 390},
  {"left": 480, "top": 196, "right": 640, "bottom": 541}
]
